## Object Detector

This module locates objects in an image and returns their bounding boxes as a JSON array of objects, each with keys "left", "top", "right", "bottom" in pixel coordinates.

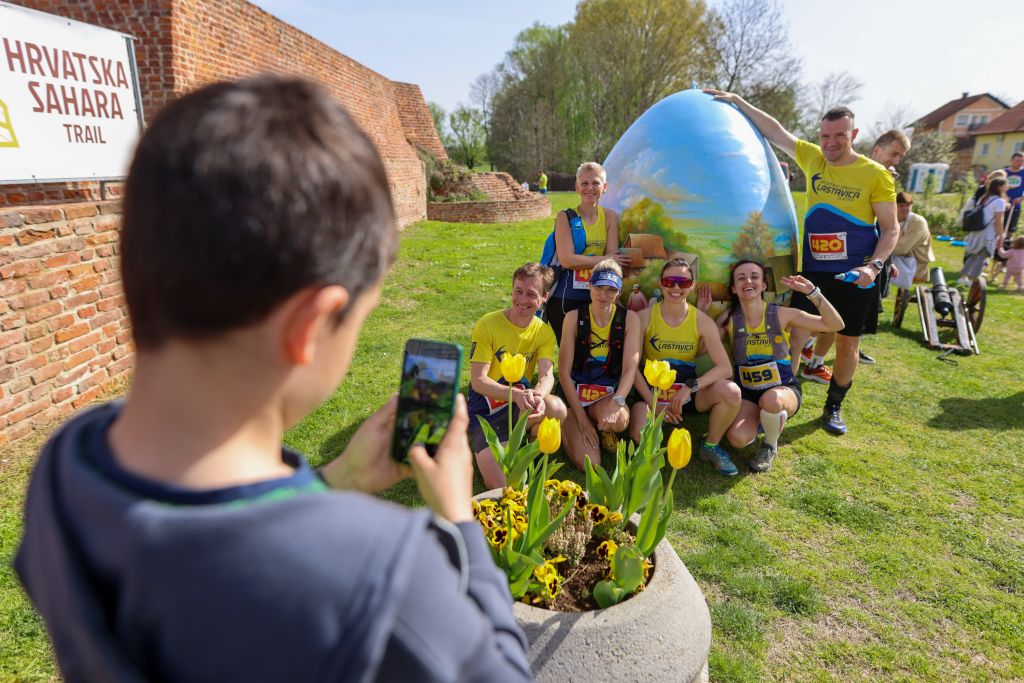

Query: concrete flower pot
[{"left": 476, "top": 489, "right": 711, "bottom": 682}]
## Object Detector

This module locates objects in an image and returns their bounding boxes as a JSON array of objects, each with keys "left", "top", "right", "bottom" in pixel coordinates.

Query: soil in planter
[{"left": 545, "top": 539, "right": 652, "bottom": 612}]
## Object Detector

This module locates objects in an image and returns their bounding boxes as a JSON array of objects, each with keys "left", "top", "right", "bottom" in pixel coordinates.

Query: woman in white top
[{"left": 958, "top": 177, "right": 1007, "bottom": 284}]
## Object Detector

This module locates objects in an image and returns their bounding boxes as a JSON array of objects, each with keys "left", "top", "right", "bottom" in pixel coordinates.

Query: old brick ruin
[
  {"left": 0, "top": 0, "right": 462, "bottom": 443},
  {"left": 428, "top": 173, "right": 551, "bottom": 223}
]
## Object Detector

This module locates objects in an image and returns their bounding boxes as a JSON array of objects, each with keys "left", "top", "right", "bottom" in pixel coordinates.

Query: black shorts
[
  {"left": 544, "top": 295, "right": 589, "bottom": 346},
  {"left": 791, "top": 271, "right": 879, "bottom": 338},
  {"left": 468, "top": 406, "right": 522, "bottom": 453},
  {"left": 739, "top": 381, "right": 802, "bottom": 417}
]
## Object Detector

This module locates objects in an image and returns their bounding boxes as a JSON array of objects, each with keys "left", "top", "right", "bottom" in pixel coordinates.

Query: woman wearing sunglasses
[
  {"left": 629, "top": 258, "right": 743, "bottom": 476},
  {"left": 558, "top": 259, "right": 641, "bottom": 469},
  {"left": 717, "top": 260, "right": 843, "bottom": 472}
]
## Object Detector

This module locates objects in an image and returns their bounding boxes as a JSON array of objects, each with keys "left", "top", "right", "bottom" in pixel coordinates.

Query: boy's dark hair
[
  {"left": 121, "top": 76, "right": 397, "bottom": 350},
  {"left": 896, "top": 191, "right": 913, "bottom": 205},
  {"left": 821, "top": 106, "right": 855, "bottom": 123}
]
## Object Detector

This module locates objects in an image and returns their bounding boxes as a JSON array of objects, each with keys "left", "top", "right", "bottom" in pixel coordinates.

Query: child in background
[{"left": 997, "top": 235, "right": 1024, "bottom": 291}]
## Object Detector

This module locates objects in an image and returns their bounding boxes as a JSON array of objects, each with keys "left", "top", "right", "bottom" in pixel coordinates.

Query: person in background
[
  {"left": 889, "top": 192, "right": 934, "bottom": 290},
  {"left": 996, "top": 235, "right": 1024, "bottom": 291},
  {"left": 538, "top": 170, "right": 548, "bottom": 194},
  {"left": 958, "top": 177, "right": 1008, "bottom": 286},
  {"left": 991, "top": 154, "right": 1023, "bottom": 279}
]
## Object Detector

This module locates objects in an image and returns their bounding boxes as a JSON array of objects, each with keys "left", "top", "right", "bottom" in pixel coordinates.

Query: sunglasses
[{"left": 660, "top": 276, "right": 694, "bottom": 289}]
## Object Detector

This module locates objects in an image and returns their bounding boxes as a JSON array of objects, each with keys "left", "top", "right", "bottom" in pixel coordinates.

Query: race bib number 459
[
  {"left": 738, "top": 361, "right": 782, "bottom": 390},
  {"left": 809, "top": 232, "right": 848, "bottom": 261}
]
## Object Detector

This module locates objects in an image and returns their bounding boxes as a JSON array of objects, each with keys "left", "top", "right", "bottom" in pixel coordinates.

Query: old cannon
[{"left": 898, "top": 267, "right": 981, "bottom": 355}]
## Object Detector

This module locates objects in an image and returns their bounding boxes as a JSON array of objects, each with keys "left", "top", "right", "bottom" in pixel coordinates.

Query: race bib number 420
[
  {"left": 577, "top": 383, "right": 613, "bottom": 406},
  {"left": 809, "top": 232, "right": 848, "bottom": 261},
  {"left": 486, "top": 383, "right": 525, "bottom": 414},
  {"left": 656, "top": 382, "right": 686, "bottom": 407},
  {"left": 738, "top": 361, "right": 782, "bottom": 390}
]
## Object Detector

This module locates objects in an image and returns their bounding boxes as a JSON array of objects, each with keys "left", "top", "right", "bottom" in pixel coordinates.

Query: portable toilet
[{"left": 907, "top": 163, "right": 949, "bottom": 193}]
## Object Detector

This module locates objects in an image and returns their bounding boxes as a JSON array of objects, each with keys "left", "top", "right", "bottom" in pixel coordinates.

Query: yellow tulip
[
  {"left": 643, "top": 359, "right": 675, "bottom": 391},
  {"left": 499, "top": 352, "right": 527, "bottom": 383},
  {"left": 537, "top": 417, "right": 561, "bottom": 454},
  {"left": 667, "top": 428, "right": 692, "bottom": 469}
]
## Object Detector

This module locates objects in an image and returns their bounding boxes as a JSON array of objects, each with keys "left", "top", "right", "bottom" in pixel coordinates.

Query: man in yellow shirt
[
  {"left": 468, "top": 263, "right": 566, "bottom": 488},
  {"left": 704, "top": 89, "right": 898, "bottom": 436}
]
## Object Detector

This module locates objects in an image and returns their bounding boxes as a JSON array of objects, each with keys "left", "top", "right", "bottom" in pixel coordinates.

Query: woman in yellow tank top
[
  {"left": 713, "top": 260, "right": 844, "bottom": 473},
  {"left": 630, "top": 259, "right": 742, "bottom": 476},
  {"left": 546, "top": 162, "right": 631, "bottom": 345}
]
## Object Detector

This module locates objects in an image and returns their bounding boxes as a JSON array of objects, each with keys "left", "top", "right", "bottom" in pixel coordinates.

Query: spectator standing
[
  {"left": 958, "top": 177, "right": 1008, "bottom": 285},
  {"left": 538, "top": 170, "right": 548, "bottom": 194}
]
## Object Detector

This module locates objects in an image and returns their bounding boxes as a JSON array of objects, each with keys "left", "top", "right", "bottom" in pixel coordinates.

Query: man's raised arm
[{"left": 703, "top": 89, "right": 798, "bottom": 160}]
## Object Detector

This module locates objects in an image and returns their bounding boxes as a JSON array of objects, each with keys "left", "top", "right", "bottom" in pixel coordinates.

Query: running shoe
[
  {"left": 800, "top": 363, "right": 833, "bottom": 384},
  {"left": 822, "top": 406, "right": 847, "bottom": 435},
  {"left": 858, "top": 350, "right": 876, "bottom": 364},
  {"left": 698, "top": 443, "right": 738, "bottom": 476},
  {"left": 800, "top": 345, "right": 813, "bottom": 364},
  {"left": 749, "top": 443, "right": 777, "bottom": 472}
]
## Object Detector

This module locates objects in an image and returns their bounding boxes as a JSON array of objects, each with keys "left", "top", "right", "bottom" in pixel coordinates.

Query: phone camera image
[{"left": 392, "top": 340, "right": 462, "bottom": 462}]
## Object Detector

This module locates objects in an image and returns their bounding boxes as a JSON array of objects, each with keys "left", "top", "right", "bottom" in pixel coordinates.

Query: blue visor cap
[{"left": 590, "top": 270, "right": 623, "bottom": 290}]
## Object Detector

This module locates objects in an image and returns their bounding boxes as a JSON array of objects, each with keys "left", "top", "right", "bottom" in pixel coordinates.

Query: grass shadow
[{"left": 928, "top": 390, "right": 1024, "bottom": 431}]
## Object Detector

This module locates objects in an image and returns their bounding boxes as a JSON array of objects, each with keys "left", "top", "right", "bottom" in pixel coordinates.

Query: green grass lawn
[{"left": 2, "top": 191, "right": 1022, "bottom": 682}]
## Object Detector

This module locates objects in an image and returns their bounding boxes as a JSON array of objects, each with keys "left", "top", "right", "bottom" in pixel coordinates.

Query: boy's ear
[{"left": 282, "top": 285, "right": 350, "bottom": 365}]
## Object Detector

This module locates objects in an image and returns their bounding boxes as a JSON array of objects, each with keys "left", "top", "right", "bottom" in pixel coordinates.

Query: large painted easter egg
[{"left": 601, "top": 89, "right": 799, "bottom": 304}]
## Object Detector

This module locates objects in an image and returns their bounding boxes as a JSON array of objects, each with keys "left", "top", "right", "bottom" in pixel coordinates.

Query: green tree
[
  {"left": 570, "top": 0, "right": 718, "bottom": 160},
  {"left": 732, "top": 211, "right": 776, "bottom": 261},
  {"left": 448, "top": 106, "right": 486, "bottom": 170},
  {"left": 619, "top": 198, "right": 678, "bottom": 245},
  {"left": 427, "top": 102, "right": 450, "bottom": 147}
]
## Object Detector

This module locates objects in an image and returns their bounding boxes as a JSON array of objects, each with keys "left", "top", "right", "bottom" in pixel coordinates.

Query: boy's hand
[
  {"left": 408, "top": 394, "right": 474, "bottom": 523},
  {"left": 321, "top": 396, "right": 410, "bottom": 493}
]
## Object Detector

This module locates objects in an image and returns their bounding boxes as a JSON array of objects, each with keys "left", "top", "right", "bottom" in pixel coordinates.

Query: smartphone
[{"left": 391, "top": 339, "right": 463, "bottom": 462}]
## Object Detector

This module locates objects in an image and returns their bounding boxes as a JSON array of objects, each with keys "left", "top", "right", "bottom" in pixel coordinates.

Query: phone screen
[{"left": 392, "top": 339, "right": 463, "bottom": 462}]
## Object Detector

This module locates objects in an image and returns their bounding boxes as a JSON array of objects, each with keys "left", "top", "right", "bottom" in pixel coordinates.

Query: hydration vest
[
  {"left": 730, "top": 303, "right": 789, "bottom": 363},
  {"left": 574, "top": 304, "right": 627, "bottom": 379}
]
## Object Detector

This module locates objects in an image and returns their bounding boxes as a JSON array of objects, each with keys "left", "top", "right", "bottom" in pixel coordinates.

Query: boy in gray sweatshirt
[{"left": 16, "top": 76, "right": 531, "bottom": 683}]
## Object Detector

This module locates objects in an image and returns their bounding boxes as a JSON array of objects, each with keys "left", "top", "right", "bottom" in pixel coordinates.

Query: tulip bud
[
  {"left": 537, "top": 417, "right": 561, "bottom": 454},
  {"left": 500, "top": 353, "right": 527, "bottom": 384},
  {"left": 667, "top": 428, "right": 692, "bottom": 469}
]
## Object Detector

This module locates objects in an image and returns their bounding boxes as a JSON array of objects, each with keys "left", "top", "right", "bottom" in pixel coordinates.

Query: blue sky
[{"left": 251, "top": 0, "right": 1021, "bottom": 135}]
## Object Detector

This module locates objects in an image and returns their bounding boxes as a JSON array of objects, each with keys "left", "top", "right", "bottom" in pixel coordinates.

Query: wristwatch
[
  {"left": 867, "top": 258, "right": 885, "bottom": 272},
  {"left": 612, "top": 395, "right": 626, "bottom": 406},
  {"left": 685, "top": 378, "right": 699, "bottom": 393}
]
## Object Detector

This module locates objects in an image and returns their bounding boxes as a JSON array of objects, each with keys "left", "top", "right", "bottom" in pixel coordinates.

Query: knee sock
[
  {"left": 760, "top": 410, "right": 787, "bottom": 449},
  {"left": 825, "top": 378, "right": 852, "bottom": 410},
  {"left": 810, "top": 354, "right": 825, "bottom": 369}
]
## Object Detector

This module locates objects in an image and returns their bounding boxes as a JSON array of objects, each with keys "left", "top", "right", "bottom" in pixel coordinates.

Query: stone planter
[{"left": 475, "top": 489, "right": 711, "bottom": 682}]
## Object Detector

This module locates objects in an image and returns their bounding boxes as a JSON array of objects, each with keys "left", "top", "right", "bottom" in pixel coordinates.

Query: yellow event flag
[{"left": 0, "top": 99, "right": 20, "bottom": 148}]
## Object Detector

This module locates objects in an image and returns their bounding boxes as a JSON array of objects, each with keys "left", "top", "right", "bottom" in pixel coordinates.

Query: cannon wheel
[
  {"left": 967, "top": 277, "right": 987, "bottom": 331},
  {"left": 892, "top": 288, "right": 911, "bottom": 328}
]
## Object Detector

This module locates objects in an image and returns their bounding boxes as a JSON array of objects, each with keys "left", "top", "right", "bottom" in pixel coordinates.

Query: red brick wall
[
  {"left": 2, "top": 0, "right": 444, "bottom": 442},
  {"left": 0, "top": 197, "right": 130, "bottom": 446},
  {"left": 427, "top": 197, "right": 551, "bottom": 224},
  {"left": 11, "top": 0, "right": 441, "bottom": 227}
]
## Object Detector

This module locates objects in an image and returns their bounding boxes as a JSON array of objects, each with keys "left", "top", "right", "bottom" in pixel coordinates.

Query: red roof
[
  {"left": 973, "top": 100, "right": 1024, "bottom": 136},
  {"left": 914, "top": 93, "right": 1010, "bottom": 129}
]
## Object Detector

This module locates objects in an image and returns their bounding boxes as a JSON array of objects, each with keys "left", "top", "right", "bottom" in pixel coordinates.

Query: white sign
[{"left": 0, "top": 1, "right": 143, "bottom": 183}]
